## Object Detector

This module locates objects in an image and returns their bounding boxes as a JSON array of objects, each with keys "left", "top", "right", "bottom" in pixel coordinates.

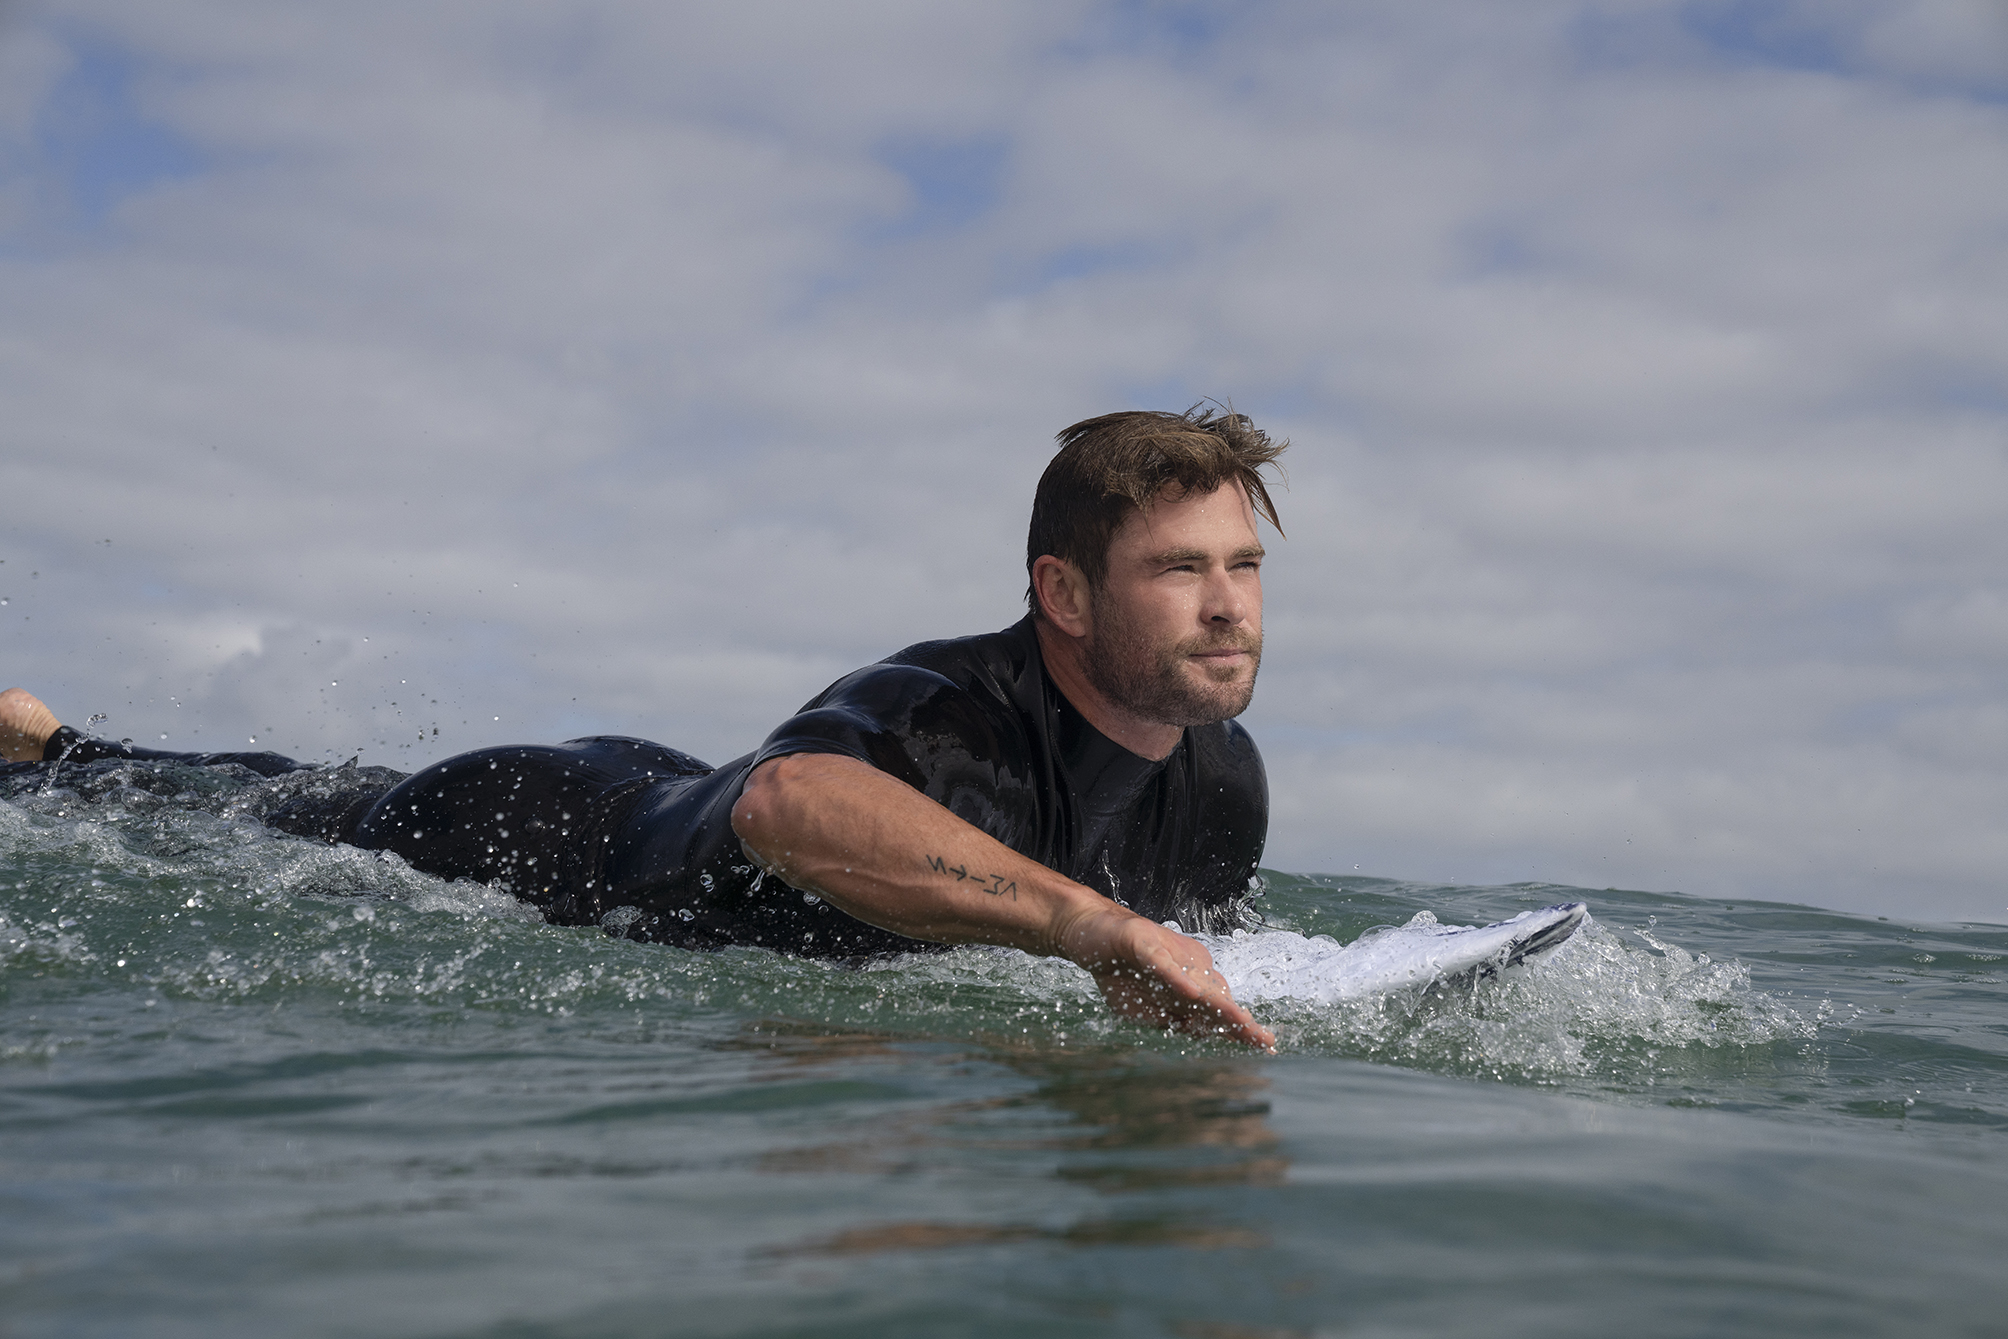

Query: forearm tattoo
[{"left": 926, "top": 854, "right": 1018, "bottom": 901}]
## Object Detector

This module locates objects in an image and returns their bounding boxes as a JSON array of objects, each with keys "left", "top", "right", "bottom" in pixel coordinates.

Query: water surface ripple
[{"left": 3, "top": 758, "right": 2005, "bottom": 1336}]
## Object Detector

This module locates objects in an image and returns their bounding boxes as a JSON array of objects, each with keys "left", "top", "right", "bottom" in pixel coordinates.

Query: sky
[{"left": 3, "top": 0, "right": 2005, "bottom": 923}]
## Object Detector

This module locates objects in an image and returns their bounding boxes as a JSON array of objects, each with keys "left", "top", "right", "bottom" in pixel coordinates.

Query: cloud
[{"left": 3, "top": 0, "right": 2004, "bottom": 921}]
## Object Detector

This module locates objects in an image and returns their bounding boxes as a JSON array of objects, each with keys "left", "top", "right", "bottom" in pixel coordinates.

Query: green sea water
[{"left": 4, "top": 756, "right": 2006, "bottom": 1337}]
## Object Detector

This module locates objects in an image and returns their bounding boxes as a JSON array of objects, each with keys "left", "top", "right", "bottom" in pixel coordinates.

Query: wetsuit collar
[{"left": 1054, "top": 689, "right": 1169, "bottom": 796}]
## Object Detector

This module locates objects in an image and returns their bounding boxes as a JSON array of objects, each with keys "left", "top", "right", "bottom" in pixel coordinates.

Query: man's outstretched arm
[{"left": 731, "top": 752, "right": 1274, "bottom": 1050}]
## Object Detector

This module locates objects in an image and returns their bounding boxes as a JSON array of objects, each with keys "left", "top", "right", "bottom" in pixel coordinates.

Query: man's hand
[{"left": 1054, "top": 903, "right": 1275, "bottom": 1050}]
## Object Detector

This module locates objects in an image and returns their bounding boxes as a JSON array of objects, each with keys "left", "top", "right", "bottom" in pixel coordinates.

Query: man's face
[{"left": 1082, "top": 482, "right": 1265, "bottom": 727}]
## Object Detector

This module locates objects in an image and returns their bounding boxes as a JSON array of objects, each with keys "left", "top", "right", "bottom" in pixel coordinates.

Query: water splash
[
  {"left": 36, "top": 712, "right": 107, "bottom": 796},
  {"left": 4, "top": 757, "right": 1814, "bottom": 1086},
  {"left": 1196, "top": 914, "right": 1813, "bottom": 1080}
]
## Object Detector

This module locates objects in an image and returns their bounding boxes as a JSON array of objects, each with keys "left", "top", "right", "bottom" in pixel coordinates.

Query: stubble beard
[{"left": 1083, "top": 594, "right": 1262, "bottom": 729}]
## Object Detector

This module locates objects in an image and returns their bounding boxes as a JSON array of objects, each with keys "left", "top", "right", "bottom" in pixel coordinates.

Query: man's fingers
[
  {"left": 1061, "top": 908, "right": 1273, "bottom": 1050},
  {"left": 1102, "top": 978, "right": 1273, "bottom": 1049},
  {"left": 1092, "top": 954, "right": 1275, "bottom": 1050}
]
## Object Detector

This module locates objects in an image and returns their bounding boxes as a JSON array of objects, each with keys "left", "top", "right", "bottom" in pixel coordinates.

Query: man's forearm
[
  {"left": 730, "top": 752, "right": 1117, "bottom": 955},
  {"left": 731, "top": 751, "right": 1274, "bottom": 1049}
]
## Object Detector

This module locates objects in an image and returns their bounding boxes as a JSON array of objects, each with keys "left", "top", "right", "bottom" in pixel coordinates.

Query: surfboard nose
[{"left": 1508, "top": 902, "right": 1588, "bottom": 965}]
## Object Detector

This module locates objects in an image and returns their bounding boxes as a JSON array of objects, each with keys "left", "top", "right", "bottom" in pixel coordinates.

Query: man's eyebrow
[{"left": 1143, "top": 544, "right": 1267, "bottom": 565}]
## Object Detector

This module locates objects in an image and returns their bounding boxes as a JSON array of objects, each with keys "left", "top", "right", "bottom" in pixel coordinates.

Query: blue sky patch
[
  {"left": 871, "top": 137, "right": 1008, "bottom": 238},
  {"left": 1574, "top": 2, "right": 2008, "bottom": 102},
  {"left": 1059, "top": 0, "right": 1246, "bottom": 65},
  {"left": 36, "top": 35, "right": 207, "bottom": 225},
  {"left": 1678, "top": 0, "right": 1853, "bottom": 75},
  {"left": 1456, "top": 218, "right": 1551, "bottom": 280},
  {"left": 1107, "top": 0, "right": 1232, "bottom": 54},
  {"left": 1036, "top": 240, "right": 1164, "bottom": 285}
]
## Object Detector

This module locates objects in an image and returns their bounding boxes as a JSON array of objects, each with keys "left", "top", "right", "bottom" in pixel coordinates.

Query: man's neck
[{"left": 1031, "top": 617, "right": 1184, "bottom": 762}]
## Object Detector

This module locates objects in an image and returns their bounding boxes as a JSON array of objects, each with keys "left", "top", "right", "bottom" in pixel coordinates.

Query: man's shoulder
[
  {"left": 762, "top": 620, "right": 1043, "bottom": 781},
  {"left": 879, "top": 617, "right": 1039, "bottom": 687},
  {"left": 788, "top": 618, "right": 1041, "bottom": 730}
]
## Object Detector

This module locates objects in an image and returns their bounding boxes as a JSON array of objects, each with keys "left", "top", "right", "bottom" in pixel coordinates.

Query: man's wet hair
[{"left": 1026, "top": 404, "right": 1286, "bottom": 615}]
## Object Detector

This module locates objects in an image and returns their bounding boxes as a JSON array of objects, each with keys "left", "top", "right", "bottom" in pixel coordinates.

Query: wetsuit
[{"left": 35, "top": 617, "right": 1268, "bottom": 956}]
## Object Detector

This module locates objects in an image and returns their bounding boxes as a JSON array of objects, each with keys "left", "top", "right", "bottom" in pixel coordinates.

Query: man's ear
[{"left": 1032, "top": 555, "right": 1093, "bottom": 639}]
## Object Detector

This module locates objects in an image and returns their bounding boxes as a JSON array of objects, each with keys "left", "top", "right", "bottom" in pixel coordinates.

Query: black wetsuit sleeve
[
  {"left": 751, "top": 664, "right": 972, "bottom": 781},
  {"left": 746, "top": 662, "right": 1040, "bottom": 845},
  {"left": 40, "top": 726, "right": 309, "bottom": 777}
]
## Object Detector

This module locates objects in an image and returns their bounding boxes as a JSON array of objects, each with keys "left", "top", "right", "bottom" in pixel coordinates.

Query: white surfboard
[
  {"left": 1328, "top": 902, "right": 1589, "bottom": 999},
  {"left": 1210, "top": 902, "right": 1590, "bottom": 1004}
]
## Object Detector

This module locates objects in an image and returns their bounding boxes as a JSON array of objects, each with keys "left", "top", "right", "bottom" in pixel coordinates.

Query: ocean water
[{"left": 3, "top": 755, "right": 2006, "bottom": 1338}]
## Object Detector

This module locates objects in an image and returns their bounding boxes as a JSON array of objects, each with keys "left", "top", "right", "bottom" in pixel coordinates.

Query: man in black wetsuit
[{"left": 2, "top": 408, "right": 1282, "bottom": 1047}]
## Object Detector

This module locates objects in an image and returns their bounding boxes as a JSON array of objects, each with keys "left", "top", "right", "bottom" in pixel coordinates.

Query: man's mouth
[{"left": 1184, "top": 639, "right": 1259, "bottom": 670}]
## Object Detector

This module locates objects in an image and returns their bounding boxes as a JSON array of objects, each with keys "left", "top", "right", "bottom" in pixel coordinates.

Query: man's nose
[{"left": 1203, "top": 569, "right": 1250, "bottom": 624}]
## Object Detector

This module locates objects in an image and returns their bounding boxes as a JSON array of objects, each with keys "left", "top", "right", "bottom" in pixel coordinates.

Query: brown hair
[{"left": 1026, "top": 404, "right": 1286, "bottom": 614}]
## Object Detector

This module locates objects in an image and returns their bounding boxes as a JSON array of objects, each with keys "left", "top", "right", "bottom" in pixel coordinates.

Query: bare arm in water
[{"left": 732, "top": 751, "right": 1275, "bottom": 1050}]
